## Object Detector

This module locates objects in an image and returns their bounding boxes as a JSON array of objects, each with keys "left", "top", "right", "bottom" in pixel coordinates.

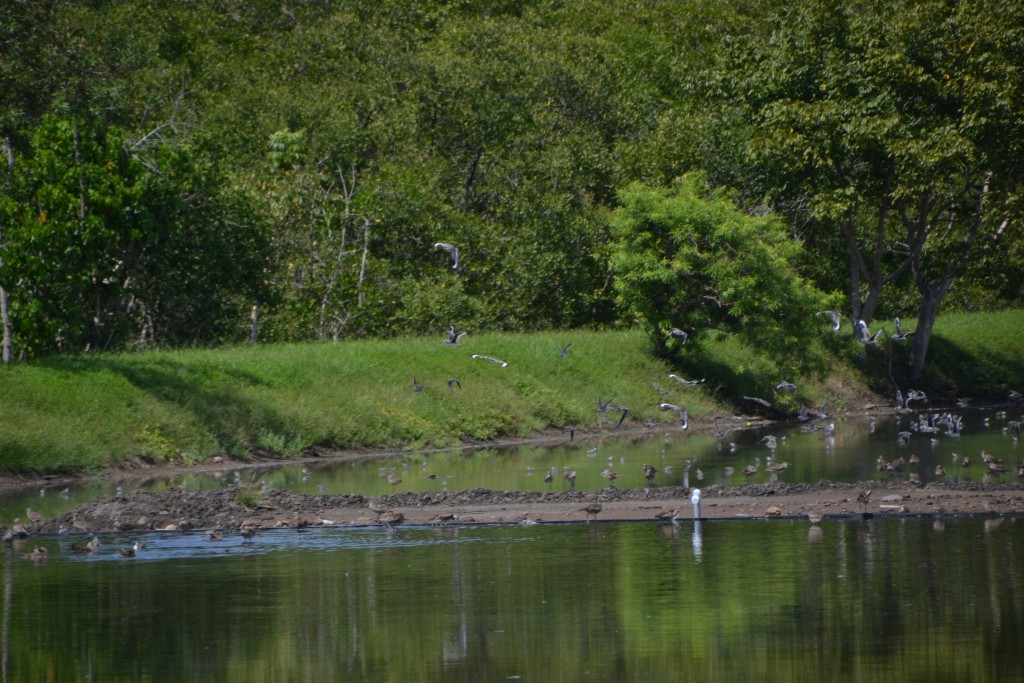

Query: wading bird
[{"left": 580, "top": 502, "right": 602, "bottom": 523}]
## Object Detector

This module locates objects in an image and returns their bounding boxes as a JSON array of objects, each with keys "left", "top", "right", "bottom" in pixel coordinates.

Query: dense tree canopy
[{"left": 0, "top": 0, "right": 1019, "bottom": 376}]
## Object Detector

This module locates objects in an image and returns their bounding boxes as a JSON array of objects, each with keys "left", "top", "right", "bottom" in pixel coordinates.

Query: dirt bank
[{"left": 5, "top": 480, "right": 1022, "bottom": 539}]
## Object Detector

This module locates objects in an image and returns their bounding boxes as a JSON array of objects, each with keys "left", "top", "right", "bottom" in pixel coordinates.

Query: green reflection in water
[{"left": 3, "top": 517, "right": 1023, "bottom": 682}]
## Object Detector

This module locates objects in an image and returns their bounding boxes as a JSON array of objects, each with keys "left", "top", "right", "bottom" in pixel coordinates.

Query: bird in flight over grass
[{"left": 472, "top": 354, "right": 508, "bottom": 367}]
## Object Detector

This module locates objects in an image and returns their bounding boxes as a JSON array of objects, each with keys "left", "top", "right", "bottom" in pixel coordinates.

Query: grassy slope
[{"left": 2, "top": 311, "right": 1022, "bottom": 474}]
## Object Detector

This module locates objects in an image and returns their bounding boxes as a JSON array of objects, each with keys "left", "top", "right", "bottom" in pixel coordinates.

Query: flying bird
[
  {"left": 666, "top": 328, "right": 688, "bottom": 344},
  {"left": 658, "top": 403, "right": 688, "bottom": 429},
  {"left": 447, "top": 378, "right": 462, "bottom": 392},
  {"left": 434, "top": 242, "right": 459, "bottom": 269},
  {"left": 855, "top": 320, "right": 883, "bottom": 345},
  {"left": 443, "top": 326, "right": 468, "bottom": 346},
  {"left": 558, "top": 343, "right": 572, "bottom": 358},
  {"left": 774, "top": 380, "right": 797, "bottom": 392},
  {"left": 412, "top": 376, "right": 426, "bottom": 393},
  {"left": 891, "top": 317, "right": 915, "bottom": 341},
  {"left": 471, "top": 354, "right": 508, "bottom": 367},
  {"left": 668, "top": 374, "right": 704, "bottom": 387},
  {"left": 816, "top": 310, "right": 842, "bottom": 332}
]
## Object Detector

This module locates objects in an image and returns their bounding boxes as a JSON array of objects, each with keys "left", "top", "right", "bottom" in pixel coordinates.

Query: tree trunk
[
  {"left": 0, "top": 285, "right": 10, "bottom": 364},
  {"left": 909, "top": 276, "right": 952, "bottom": 381}
]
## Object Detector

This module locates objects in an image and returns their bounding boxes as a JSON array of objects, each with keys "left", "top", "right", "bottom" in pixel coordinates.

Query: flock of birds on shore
[{"left": 6, "top": 277, "right": 1023, "bottom": 555}]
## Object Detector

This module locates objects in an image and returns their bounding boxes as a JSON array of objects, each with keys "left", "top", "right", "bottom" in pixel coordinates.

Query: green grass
[{"left": 2, "top": 311, "right": 1022, "bottom": 475}]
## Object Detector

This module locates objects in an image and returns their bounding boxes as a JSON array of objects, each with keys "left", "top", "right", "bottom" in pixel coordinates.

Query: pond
[{"left": 4, "top": 516, "right": 1023, "bottom": 682}]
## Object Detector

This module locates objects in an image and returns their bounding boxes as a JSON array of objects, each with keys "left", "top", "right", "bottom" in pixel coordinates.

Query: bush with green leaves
[{"left": 610, "top": 173, "right": 838, "bottom": 370}]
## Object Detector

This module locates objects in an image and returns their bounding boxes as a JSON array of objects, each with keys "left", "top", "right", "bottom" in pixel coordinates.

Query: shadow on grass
[{"left": 37, "top": 354, "right": 292, "bottom": 457}]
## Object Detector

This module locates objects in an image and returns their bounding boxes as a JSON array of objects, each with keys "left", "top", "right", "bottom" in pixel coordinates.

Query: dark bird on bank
[
  {"left": 654, "top": 509, "right": 680, "bottom": 524},
  {"left": 564, "top": 469, "right": 577, "bottom": 490},
  {"left": 580, "top": 503, "right": 602, "bottom": 522},
  {"left": 857, "top": 489, "right": 872, "bottom": 512},
  {"left": 471, "top": 354, "right": 508, "bottom": 367},
  {"left": 434, "top": 242, "right": 459, "bottom": 269},
  {"left": 378, "top": 510, "right": 404, "bottom": 527}
]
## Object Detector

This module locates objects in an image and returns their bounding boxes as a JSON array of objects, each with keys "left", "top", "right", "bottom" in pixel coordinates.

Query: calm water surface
[{"left": 4, "top": 517, "right": 1023, "bottom": 682}]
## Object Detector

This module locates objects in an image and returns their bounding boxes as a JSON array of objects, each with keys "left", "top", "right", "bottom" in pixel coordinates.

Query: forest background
[{"left": 1, "top": 0, "right": 1021, "bottom": 379}]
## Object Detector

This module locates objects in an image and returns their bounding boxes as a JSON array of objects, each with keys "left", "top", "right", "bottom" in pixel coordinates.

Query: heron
[
  {"left": 434, "top": 242, "right": 459, "bottom": 269},
  {"left": 471, "top": 354, "right": 508, "bottom": 367}
]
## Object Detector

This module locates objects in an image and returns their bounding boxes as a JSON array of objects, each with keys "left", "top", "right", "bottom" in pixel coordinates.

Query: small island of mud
[{"left": 7, "top": 480, "right": 1023, "bottom": 540}]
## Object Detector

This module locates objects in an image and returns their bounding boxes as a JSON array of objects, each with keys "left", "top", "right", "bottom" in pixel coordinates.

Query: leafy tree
[
  {"left": 705, "top": 0, "right": 1024, "bottom": 378},
  {"left": 1, "top": 116, "right": 267, "bottom": 356},
  {"left": 609, "top": 173, "right": 835, "bottom": 368}
]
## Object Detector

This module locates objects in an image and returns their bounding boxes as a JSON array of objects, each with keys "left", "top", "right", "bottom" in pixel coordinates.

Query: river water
[{"left": 4, "top": 516, "right": 1023, "bottom": 681}]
